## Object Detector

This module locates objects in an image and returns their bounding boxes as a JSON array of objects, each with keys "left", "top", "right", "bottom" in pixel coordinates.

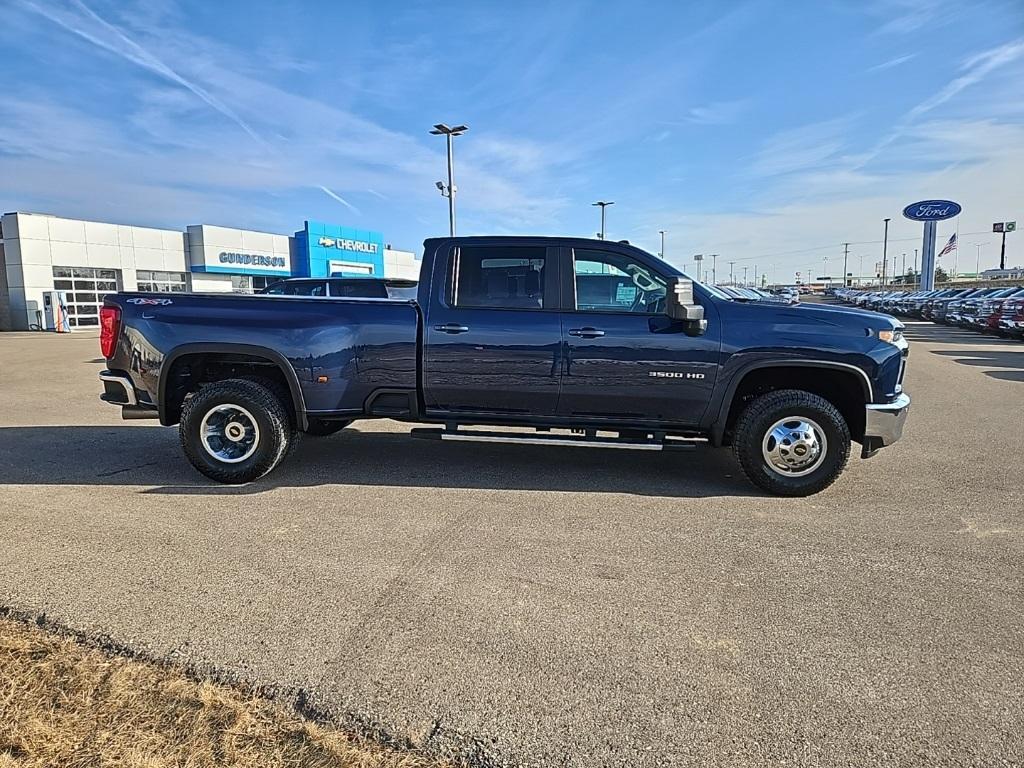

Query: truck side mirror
[{"left": 667, "top": 277, "right": 707, "bottom": 336}]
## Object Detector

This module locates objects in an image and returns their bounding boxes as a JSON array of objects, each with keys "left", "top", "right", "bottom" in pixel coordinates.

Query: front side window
[
  {"left": 453, "top": 245, "right": 549, "bottom": 310},
  {"left": 573, "top": 249, "right": 667, "bottom": 314}
]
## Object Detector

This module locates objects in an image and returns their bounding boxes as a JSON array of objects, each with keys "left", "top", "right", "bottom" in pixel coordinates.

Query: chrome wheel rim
[
  {"left": 200, "top": 404, "right": 260, "bottom": 464},
  {"left": 762, "top": 416, "right": 827, "bottom": 477}
]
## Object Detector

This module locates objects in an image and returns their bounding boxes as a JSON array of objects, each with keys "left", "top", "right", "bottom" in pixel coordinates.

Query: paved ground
[{"left": 1, "top": 322, "right": 1022, "bottom": 767}]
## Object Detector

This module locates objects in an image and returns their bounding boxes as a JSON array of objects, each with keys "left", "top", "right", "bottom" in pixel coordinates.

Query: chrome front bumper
[{"left": 864, "top": 392, "right": 911, "bottom": 449}]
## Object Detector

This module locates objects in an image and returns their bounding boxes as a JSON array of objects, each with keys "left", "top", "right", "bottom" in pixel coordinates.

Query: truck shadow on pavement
[
  {"left": 0, "top": 424, "right": 757, "bottom": 498},
  {"left": 902, "top": 324, "right": 1024, "bottom": 383}
]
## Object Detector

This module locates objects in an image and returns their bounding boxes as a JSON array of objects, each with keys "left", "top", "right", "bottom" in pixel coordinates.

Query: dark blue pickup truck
[{"left": 99, "top": 236, "right": 910, "bottom": 496}]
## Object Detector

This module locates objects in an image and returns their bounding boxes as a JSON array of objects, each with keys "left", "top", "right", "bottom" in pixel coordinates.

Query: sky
[{"left": 1, "top": 0, "right": 1023, "bottom": 283}]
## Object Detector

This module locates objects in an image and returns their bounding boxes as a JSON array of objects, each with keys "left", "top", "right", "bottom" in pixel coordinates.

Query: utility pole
[
  {"left": 430, "top": 123, "right": 468, "bottom": 236},
  {"left": 842, "top": 242, "right": 850, "bottom": 288},
  {"left": 592, "top": 201, "right": 614, "bottom": 240},
  {"left": 882, "top": 217, "right": 891, "bottom": 287},
  {"left": 658, "top": 230, "right": 666, "bottom": 257}
]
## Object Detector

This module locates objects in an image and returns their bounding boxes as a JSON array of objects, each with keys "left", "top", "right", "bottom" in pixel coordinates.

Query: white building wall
[
  {"left": 383, "top": 248, "right": 421, "bottom": 280},
  {"left": 1, "top": 212, "right": 188, "bottom": 330}
]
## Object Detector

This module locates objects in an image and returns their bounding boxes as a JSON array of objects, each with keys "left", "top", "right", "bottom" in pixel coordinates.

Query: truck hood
[{"left": 732, "top": 299, "right": 901, "bottom": 331}]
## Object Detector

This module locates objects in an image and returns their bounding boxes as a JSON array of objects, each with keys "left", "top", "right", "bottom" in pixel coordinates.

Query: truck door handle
[
  {"left": 568, "top": 327, "right": 605, "bottom": 338},
  {"left": 434, "top": 323, "right": 470, "bottom": 334}
]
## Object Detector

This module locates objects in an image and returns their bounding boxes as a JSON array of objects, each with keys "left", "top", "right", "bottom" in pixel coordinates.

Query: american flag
[{"left": 937, "top": 233, "right": 957, "bottom": 258}]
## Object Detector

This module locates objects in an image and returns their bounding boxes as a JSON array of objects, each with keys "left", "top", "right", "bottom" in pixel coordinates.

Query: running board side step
[{"left": 409, "top": 427, "right": 699, "bottom": 451}]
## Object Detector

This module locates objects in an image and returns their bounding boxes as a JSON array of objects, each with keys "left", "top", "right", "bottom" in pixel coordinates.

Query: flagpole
[{"left": 955, "top": 219, "right": 960, "bottom": 280}]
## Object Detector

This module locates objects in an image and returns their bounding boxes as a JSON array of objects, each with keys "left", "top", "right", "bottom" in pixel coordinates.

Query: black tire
[
  {"left": 304, "top": 418, "right": 352, "bottom": 436},
  {"left": 732, "top": 389, "right": 850, "bottom": 497},
  {"left": 179, "top": 378, "right": 293, "bottom": 484}
]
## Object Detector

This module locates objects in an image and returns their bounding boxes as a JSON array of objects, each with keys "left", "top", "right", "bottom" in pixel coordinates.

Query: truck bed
[{"left": 105, "top": 292, "right": 420, "bottom": 421}]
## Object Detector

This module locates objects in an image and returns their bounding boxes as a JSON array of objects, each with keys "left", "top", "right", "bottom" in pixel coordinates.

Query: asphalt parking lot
[{"left": 1, "top": 325, "right": 1022, "bottom": 767}]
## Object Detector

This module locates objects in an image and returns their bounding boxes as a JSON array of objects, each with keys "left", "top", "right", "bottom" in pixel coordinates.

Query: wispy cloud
[
  {"left": 867, "top": 52, "right": 917, "bottom": 71},
  {"left": 871, "top": 0, "right": 959, "bottom": 35},
  {"left": 20, "top": 0, "right": 264, "bottom": 144},
  {"left": 856, "top": 37, "right": 1024, "bottom": 166},
  {"left": 686, "top": 100, "right": 748, "bottom": 126},
  {"left": 751, "top": 116, "right": 858, "bottom": 177},
  {"left": 906, "top": 37, "right": 1024, "bottom": 121},
  {"left": 318, "top": 186, "right": 361, "bottom": 216}
]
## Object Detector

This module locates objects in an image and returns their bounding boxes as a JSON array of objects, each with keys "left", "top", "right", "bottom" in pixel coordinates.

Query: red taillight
[{"left": 99, "top": 305, "right": 121, "bottom": 358}]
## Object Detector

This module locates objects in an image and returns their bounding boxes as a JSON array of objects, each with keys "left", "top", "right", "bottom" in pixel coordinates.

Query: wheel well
[
  {"left": 162, "top": 353, "right": 297, "bottom": 426},
  {"left": 722, "top": 366, "right": 867, "bottom": 444}
]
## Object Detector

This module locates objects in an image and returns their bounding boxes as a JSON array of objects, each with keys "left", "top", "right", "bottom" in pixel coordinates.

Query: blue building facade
[{"left": 293, "top": 221, "right": 386, "bottom": 278}]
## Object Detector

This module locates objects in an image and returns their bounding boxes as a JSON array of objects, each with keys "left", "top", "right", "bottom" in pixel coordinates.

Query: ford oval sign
[{"left": 903, "top": 200, "right": 962, "bottom": 221}]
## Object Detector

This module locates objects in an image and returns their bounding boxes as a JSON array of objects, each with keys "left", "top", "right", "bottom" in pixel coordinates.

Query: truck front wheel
[
  {"left": 180, "top": 378, "right": 293, "bottom": 484},
  {"left": 732, "top": 389, "right": 850, "bottom": 496}
]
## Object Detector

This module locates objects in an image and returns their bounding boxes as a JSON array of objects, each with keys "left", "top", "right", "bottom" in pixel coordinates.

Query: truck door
[
  {"left": 557, "top": 246, "right": 720, "bottom": 425},
  {"left": 422, "top": 243, "right": 562, "bottom": 416}
]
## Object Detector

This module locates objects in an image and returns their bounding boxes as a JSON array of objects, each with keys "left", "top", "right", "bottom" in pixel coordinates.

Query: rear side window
[
  {"left": 453, "top": 245, "right": 549, "bottom": 310},
  {"left": 330, "top": 281, "right": 388, "bottom": 298},
  {"left": 284, "top": 281, "right": 327, "bottom": 296}
]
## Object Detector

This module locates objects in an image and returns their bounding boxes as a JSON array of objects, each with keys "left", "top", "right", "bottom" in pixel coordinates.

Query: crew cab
[{"left": 98, "top": 236, "right": 911, "bottom": 496}]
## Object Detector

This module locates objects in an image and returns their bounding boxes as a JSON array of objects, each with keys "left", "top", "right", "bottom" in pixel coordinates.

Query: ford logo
[{"left": 902, "top": 200, "right": 962, "bottom": 221}]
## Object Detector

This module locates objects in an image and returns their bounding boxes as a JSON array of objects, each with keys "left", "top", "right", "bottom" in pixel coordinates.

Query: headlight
[{"left": 877, "top": 328, "right": 903, "bottom": 344}]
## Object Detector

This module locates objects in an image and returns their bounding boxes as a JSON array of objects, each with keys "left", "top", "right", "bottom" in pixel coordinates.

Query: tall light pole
[
  {"left": 711, "top": 254, "right": 718, "bottom": 284},
  {"left": 729, "top": 261, "right": 736, "bottom": 285},
  {"left": 658, "top": 229, "right": 666, "bottom": 257},
  {"left": 592, "top": 201, "right": 614, "bottom": 240},
  {"left": 913, "top": 249, "right": 919, "bottom": 286},
  {"left": 974, "top": 242, "right": 989, "bottom": 279},
  {"left": 823, "top": 256, "right": 829, "bottom": 286},
  {"left": 842, "top": 242, "right": 850, "bottom": 288},
  {"left": 882, "top": 217, "right": 891, "bottom": 287},
  {"left": 430, "top": 123, "right": 468, "bottom": 236},
  {"left": 743, "top": 266, "right": 748, "bottom": 286},
  {"left": 858, "top": 254, "right": 864, "bottom": 286}
]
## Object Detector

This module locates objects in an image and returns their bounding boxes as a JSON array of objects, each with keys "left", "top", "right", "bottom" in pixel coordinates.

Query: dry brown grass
[{"left": 0, "top": 618, "right": 450, "bottom": 768}]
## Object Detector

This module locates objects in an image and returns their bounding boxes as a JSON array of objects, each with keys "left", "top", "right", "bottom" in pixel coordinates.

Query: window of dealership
[{"left": 0, "top": 212, "right": 420, "bottom": 331}]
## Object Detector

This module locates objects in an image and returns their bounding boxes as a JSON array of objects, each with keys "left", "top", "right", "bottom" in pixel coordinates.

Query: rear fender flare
[{"left": 158, "top": 342, "right": 308, "bottom": 430}]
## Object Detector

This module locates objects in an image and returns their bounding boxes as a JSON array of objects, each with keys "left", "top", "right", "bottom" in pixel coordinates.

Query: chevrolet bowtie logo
[{"left": 318, "top": 237, "right": 336, "bottom": 247}]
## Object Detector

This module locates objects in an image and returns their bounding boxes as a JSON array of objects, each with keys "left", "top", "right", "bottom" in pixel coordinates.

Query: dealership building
[{"left": 0, "top": 211, "right": 420, "bottom": 331}]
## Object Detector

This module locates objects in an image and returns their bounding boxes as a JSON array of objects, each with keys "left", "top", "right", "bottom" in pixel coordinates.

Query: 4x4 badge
[{"left": 126, "top": 298, "right": 173, "bottom": 306}]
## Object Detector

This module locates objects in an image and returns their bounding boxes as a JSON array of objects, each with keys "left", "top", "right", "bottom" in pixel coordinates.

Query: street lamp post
[
  {"left": 429, "top": 123, "right": 468, "bottom": 236},
  {"left": 729, "top": 261, "right": 736, "bottom": 285},
  {"left": 974, "top": 242, "right": 989, "bottom": 280},
  {"left": 882, "top": 217, "right": 891, "bottom": 287},
  {"left": 711, "top": 254, "right": 717, "bottom": 284},
  {"left": 658, "top": 230, "right": 666, "bottom": 257},
  {"left": 592, "top": 201, "right": 614, "bottom": 239},
  {"left": 743, "top": 266, "right": 748, "bottom": 286}
]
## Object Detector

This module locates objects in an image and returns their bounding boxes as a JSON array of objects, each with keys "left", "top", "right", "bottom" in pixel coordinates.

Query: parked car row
[
  {"left": 716, "top": 286, "right": 800, "bottom": 304},
  {"left": 835, "top": 286, "right": 1024, "bottom": 338}
]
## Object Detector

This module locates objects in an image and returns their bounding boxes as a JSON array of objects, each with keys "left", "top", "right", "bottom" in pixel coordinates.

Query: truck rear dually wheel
[
  {"left": 732, "top": 389, "right": 850, "bottom": 496},
  {"left": 180, "top": 378, "right": 292, "bottom": 484}
]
